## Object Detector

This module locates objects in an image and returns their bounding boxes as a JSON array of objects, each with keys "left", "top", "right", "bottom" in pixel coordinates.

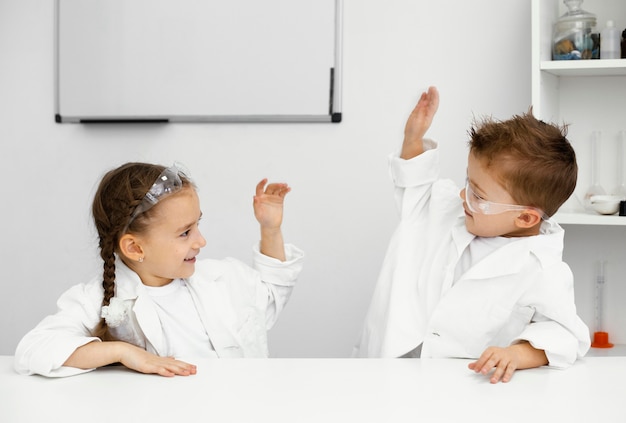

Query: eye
[
  {"left": 472, "top": 190, "right": 484, "bottom": 201},
  {"left": 181, "top": 229, "right": 191, "bottom": 237}
]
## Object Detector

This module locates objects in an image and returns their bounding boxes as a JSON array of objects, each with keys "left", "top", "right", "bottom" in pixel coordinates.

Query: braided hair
[{"left": 90, "top": 162, "right": 189, "bottom": 340}]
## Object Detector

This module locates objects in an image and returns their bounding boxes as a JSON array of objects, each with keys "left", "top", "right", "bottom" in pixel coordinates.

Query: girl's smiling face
[{"left": 130, "top": 186, "right": 206, "bottom": 287}]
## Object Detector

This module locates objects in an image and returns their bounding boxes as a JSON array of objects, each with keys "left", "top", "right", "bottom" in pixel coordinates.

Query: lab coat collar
[
  {"left": 114, "top": 257, "right": 241, "bottom": 357},
  {"left": 112, "top": 255, "right": 227, "bottom": 299},
  {"left": 451, "top": 218, "right": 565, "bottom": 281},
  {"left": 112, "top": 256, "right": 143, "bottom": 300}
]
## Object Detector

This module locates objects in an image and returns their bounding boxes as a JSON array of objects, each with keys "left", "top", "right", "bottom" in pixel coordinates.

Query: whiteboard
[{"left": 54, "top": 0, "right": 342, "bottom": 123}]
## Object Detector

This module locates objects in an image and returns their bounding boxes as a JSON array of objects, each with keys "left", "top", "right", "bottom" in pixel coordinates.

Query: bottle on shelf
[{"left": 600, "top": 20, "right": 621, "bottom": 59}]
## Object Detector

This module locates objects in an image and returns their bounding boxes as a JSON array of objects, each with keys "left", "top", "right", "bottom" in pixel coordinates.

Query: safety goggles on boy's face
[
  {"left": 127, "top": 164, "right": 188, "bottom": 228},
  {"left": 464, "top": 180, "right": 547, "bottom": 220}
]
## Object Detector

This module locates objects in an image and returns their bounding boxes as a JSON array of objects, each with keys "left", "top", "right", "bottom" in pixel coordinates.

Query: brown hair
[
  {"left": 91, "top": 162, "right": 192, "bottom": 340},
  {"left": 468, "top": 109, "right": 576, "bottom": 217}
]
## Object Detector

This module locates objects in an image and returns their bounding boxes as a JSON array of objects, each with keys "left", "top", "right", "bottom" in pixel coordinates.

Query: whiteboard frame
[{"left": 54, "top": 0, "right": 343, "bottom": 124}]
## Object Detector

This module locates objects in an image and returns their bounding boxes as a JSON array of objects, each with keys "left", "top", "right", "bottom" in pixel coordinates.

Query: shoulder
[{"left": 58, "top": 274, "right": 103, "bottom": 304}]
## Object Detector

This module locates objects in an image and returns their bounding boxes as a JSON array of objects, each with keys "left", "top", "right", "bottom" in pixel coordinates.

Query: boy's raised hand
[{"left": 401, "top": 86, "right": 440, "bottom": 159}]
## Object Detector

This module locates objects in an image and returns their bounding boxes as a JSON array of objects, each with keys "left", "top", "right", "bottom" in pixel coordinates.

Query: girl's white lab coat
[
  {"left": 354, "top": 141, "right": 591, "bottom": 367},
  {"left": 15, "top": 244, "right": 304, "bottom": 377}
]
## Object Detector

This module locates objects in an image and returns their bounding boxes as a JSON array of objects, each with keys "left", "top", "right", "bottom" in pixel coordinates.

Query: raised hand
[
  {"left": 253, "top": 179, "right": 290, "bottom": 230},
  {"left": 401, "top": 86, "right": 440, "bottom": 159},
  {"left": 253, "top": 179, "right": 290, "bottom": 261}
]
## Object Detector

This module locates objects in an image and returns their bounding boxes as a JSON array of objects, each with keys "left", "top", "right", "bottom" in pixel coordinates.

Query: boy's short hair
[{"left": 468, "top": 109, "right": 576, "bottom": 217}]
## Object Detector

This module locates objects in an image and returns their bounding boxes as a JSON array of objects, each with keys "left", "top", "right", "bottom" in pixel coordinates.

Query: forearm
[
  {"left": 400, "top": 137, "right": 425, "bottom": 160},
  {"left": 259, "top": 227, "right": 286, "bottom": 262},
  {"left": 63, "top": 340, "right": 129, "bottom": 370}
]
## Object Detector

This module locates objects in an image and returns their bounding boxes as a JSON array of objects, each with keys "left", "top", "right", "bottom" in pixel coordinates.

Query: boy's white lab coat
[
  {"left": 15, "top": 244, "right": 304, "bottom": 377},
  {"left": 354, "top": 141, "right": 591, "bottom": 367}
]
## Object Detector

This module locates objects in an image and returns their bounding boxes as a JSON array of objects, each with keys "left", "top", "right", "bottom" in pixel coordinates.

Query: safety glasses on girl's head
[
  {"left": 127, "top": 164, "right": 188, "bottom": 228},
  {"left": 464, "top": 180, "right": 547, "bottom": 220}
]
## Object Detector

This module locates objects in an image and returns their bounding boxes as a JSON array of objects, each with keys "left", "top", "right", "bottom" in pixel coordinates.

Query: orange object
[{"left": 591, "top": 331, "right": 614, "bottom": 348}]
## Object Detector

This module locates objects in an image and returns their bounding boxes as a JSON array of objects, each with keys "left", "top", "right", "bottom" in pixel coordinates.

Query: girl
[{"left": 14, "top": 162, "right": 304, "bottom": 377}]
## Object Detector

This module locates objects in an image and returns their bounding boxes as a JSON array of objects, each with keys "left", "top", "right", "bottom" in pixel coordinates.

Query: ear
[
  {"left": 514, "top": 209, "right": 542, "bottom": 228},
  {"left": 119, "top": 234, "right": 145, "bottom": 262}
]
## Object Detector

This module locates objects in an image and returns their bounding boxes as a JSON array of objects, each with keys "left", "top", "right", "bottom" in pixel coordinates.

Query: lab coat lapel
[
  {"left": 439, "top": 224, "right": 475, "bottom": 293},
  {"left": 132, "top": 294, "right": 166, "bottom": 355},
  {"left": 462, "top": 238, "right": 529, "bottom": 281},
  {"left": 114, "top": 259, "right": 166, "bottom": 355},
  {"left": 450, "top": 224, "right": 474, "bottom": 256},
  {"left": 187, "top": 268, "right": 244, "bottom": 358}
]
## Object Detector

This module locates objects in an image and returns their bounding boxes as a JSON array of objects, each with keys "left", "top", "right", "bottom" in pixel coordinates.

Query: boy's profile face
[{"left": 461, "top": 153, "right": 542, "bottom": 238}]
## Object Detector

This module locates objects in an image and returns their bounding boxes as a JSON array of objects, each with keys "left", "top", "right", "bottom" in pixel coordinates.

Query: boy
[{"left": 354, "top": 87, "right": 590, "bottom": 383}]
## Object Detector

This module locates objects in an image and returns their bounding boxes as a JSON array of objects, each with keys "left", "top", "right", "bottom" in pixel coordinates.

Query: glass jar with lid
[{"left": 552, "top": 0, "right": 599, "bottom": 60}]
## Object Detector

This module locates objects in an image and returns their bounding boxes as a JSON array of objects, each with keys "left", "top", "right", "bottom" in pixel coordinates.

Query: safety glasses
[
  {"left": 464, "top": 180, "right": 547, "bottom": 220},
  {"left": 127, "top": 164, "right": 187, "bottom": 229}
]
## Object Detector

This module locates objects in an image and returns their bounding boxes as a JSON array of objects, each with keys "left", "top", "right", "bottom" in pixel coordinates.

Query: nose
[
  {"left": 460, "top": 187, "right": 466, "bottom": 201},
  {"left": 194, "top": 230, "right": 207, "bottom": 249}
]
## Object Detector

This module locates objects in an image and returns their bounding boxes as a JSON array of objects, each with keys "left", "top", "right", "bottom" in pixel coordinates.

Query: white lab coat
[
  {"left": 15, "top": 243, "right": 304, "bottom": 377},
  {"left": 354, "top": 140, "right": 591, "bottom": 367}
]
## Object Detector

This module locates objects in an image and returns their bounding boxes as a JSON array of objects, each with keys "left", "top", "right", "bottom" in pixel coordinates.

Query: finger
[
  {"left": 469, "top": 351, "right": 490, "bottom": 373},
  {"left": 499, "top": 363, "right": 516, "bottom": 383},
  {"left": 156, "top": 367, "right": 176, "bottom": 377},
  {"left": 427, "top": 86, "right": 440, "bottom": 113},
  {"left": 256, "top": 178, "right": 268, "bottom": 196},
  {"left": 265, "top": 183, "right": 290, "bottom": 197},
  {"left": 490, "top": 362, "right": 507, "bottom": 384},
  {"left": 480, "top": 356, "right": 497, "bottom": 375},
  {"left": 165, "top": 362, "right": 196, "bottom": 377},
  {"left": 277, "top": 184, "right": 291, "bottom": 198},
  {"left": 173, "top": 360, "right": 197, "bottom": 373}
]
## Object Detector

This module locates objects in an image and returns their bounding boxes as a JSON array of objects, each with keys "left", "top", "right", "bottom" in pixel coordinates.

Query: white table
[{"left": 1, "top": 356, "right": 623, "bottom": 422}]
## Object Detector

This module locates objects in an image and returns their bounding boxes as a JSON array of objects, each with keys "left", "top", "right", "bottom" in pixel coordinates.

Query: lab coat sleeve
[
  {"left": 388, "top": 138, "right": 440, "bottom": 220},
  {"left": 252, "top": 243, "right": 304, "bottom": 328},
  {"left": 514, "top": 263, "right": 591, "bottom": 368},
  {"left": 14, "top": 283, "right": 102, "bottom": 377}
]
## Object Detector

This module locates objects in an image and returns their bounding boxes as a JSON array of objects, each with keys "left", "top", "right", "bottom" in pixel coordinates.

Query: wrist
[{"left": 260, "top": 226, "right": 282, "bottom": 237}]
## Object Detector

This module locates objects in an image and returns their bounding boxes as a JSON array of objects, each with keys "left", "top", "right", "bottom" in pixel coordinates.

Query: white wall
[{"left": 1, "top": 0, "right": 547, "bottom": 357}]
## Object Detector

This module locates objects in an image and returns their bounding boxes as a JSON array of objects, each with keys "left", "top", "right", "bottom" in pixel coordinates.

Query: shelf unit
[
  {"left": 532, "top": 0, "right": 626, "bottom": 355},
  {"left": 541, "top": 59, "right": 626, "bottom": 76},
  {"left": 555, "top": 211, "right": 626, "bottom": 226},
  {"left": 532, "top": 0, "right": 626, "bottom": 227}
]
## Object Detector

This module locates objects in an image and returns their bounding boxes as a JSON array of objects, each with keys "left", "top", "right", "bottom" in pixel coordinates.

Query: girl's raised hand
[{"left": 253, "top": 178, "right": 291, "bottom": 230}]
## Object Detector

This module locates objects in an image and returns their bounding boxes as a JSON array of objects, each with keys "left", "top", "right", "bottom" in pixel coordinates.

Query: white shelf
[
  {"left": 554, "top": 211, "right": 626, "bottom": 226},
  {"left": 587, "top": 344, "right": 626, "bottom": 357},
  {"left": 540, "top": 59, "right": 626, "bottom": 76}
]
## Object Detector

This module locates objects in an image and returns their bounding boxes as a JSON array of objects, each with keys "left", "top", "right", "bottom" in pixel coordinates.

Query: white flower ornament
[{"left": 100, "top": 297, "right": 130, "bottom": 328}]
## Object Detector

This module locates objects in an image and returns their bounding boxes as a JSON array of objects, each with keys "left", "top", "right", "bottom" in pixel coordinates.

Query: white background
[{"left": 1, "top": 0, "right": 625, "bottom": 358}]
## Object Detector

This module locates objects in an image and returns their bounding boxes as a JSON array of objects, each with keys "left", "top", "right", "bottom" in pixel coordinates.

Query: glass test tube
[
  {"left": 594, "top": 260, "right": 606, "bottom": 333},
  {"left": 585, "top": 131, "right": 606, "bottom": 210}
]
